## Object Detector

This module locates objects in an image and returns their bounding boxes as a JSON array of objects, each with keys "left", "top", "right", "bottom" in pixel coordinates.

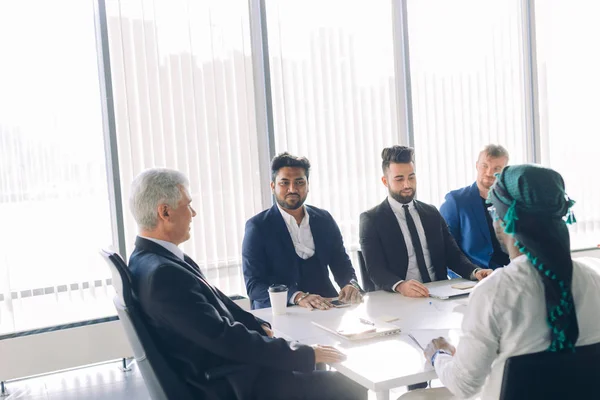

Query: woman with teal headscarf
[
  {"left": 487, "top": 164, "right": 578, "bottom": 352},
  {"left": 399, "top": 164, "right": 600, "bottom": 400}
]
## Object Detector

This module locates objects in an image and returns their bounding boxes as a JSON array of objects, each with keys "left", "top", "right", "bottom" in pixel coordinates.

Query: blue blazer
[
  {"left": 242, "top": 205, "right": 357, "bottom": 309},
  {"left": 440, "top": 182, "right": 495, "bottom": 269}
]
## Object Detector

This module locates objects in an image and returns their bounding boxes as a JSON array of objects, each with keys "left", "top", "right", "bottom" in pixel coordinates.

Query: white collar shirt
[
  {"left": 434, "top": 255, "right": 600, "bottom": 399},
  {"left": 387, "top": 196, "right": 436, "bottom": 285},
  {"left": 276, "top": 204, "right": 315, "bottom": 260},
  {"left": 140, "top": 236, "right": 185, "bottom": 261}
]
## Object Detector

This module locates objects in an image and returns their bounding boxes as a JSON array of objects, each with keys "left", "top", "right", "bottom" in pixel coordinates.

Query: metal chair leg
[
  {"left": 120, "top": 357, "right": 133, "bottom": 372},
  {"left": 1, "top": 381, "right": 8, "bottom": 397}
]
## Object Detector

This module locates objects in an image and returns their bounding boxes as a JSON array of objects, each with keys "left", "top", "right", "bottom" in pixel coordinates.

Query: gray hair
[
  {"left": 479, "top": 144, "right": 509, "bottom": 161},
  {"left": 129, "top": 168, "right": 189, "bottom": 230}
]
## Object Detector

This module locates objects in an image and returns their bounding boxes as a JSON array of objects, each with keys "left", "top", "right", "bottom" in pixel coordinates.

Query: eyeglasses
[{"left": 487, "top": 205, "right": 499, "bottom": 221}]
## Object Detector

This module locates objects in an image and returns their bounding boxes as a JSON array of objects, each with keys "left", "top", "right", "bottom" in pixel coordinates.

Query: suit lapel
[
  {"left": 469, "top": 183, "right": 492, "bottom": 243},
  {"left": 134, "top": 237, "right": 212, "bottom": 291},
  {"left": 414, "top": 200, "right": 436, "bottom": 248},
  {"left": 134, "top": 237, "right": 234, "bottom": 320},
  {"left": 307, "top": 206, "right": 324, "bottom": 263},
  {"left": 379, "top": 199, "right": 409, "bottom": 268},
  {"left": 269, "top": 205, "right": 298, "bottom": 257},
  {"left": 183, "top": 255, "right": 206, "bottom": 279}
]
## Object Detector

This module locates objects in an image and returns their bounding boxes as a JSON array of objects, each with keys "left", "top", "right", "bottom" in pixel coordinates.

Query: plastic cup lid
[{"left": 268, "top": 284, "right": 288, "bottom": 293}]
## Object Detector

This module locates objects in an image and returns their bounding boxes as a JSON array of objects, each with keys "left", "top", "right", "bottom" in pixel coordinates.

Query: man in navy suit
[
  {"left": 440, "top": 145, "right": 510, "bottom": 270},
  {"left": 243, "top": 152, "right": 362, "bottom": 310},
  {"left": 128, "top": 168, "right": 366, "bottom": 400}
]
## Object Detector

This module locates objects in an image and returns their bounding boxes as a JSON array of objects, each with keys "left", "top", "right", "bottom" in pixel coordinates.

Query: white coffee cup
[{"left": 268, "top": 284, "right": 288, "bottom": 316}]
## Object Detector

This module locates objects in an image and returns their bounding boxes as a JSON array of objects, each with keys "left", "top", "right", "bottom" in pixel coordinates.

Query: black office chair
[
  {"left": 100, "top": 249, "right": 197, "bottom": 400},
  {"left": 357, "top": 250, "right": 376, "bottom": 292},
  {"left": 499, "top": 341, "right": 600, "bottom": 400}
]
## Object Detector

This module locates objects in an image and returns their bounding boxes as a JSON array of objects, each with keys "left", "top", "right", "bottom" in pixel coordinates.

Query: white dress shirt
[
  {"left": 434, "top": 255, "right": 600, "bottom": 400},
  {"left": 387, "top": 196, "right": 436, "bottom": 290},
  {"left": 140, "top": 235, "right": 184, "bottom": 261},
  {"left": 276, "top": 204, "right": 316, "bottom": 304},
  {"left": 276, "top": 204, "right": 315, "bottom": 259}
]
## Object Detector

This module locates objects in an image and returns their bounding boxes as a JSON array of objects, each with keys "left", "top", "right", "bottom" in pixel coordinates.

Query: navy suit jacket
[
  {"left": 359, "top": 199, "right": 477, "bottom": 292},
  {"left": 242, "top": 205, "right": 357, "bottom": 309},
  {"left": 440, "top": 182, "right": 500, "bottom": 269},
  {"left": 129, "top": 237, "right": 315, "bottom": 400}
]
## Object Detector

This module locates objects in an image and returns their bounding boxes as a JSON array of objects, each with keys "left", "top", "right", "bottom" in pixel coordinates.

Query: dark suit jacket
[
  {"left": 129, "top": 237, "right": 315, "bottom": 400},
  {"left": 359, "top": 199, "right": 477, "bottom": 291},
  {"left": 242, "top": 204, "right": 357, "bottom": 309},
  {"left": 440, "top": 182, "right": 500, "bottom": 269}
]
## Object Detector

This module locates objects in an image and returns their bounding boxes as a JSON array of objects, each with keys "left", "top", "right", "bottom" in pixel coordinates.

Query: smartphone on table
[{"left": 329, "top": 299, "right": 352, "bottom": 308}]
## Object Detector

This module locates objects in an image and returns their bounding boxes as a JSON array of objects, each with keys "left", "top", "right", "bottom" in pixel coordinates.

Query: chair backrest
[
  {"left": 500, "top": 341, "right": 600, "bottom": 400},
  {"left": 100, "top": 249, "right": 195, "bottom": 400},
  {"left": 357, "top": 250, "right": 376, "bottom": 293}
]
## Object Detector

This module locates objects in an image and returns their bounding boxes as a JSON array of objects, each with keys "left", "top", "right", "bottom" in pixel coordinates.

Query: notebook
[
  {"left": 426, "top": 278, "right": 477, "bottom": 300},
  {"left": 312, "top": 316, "right": 401, "bottom": 341}
]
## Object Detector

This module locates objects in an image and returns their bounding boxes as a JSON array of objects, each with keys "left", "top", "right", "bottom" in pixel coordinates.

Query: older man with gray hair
[{"left": 127, "top": 168, "right": 366, "bottom": 400}]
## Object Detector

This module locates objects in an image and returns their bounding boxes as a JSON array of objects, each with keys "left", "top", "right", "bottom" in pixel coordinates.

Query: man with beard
[
  {"left": 243, "top": 152, "right": 361, "bottom": 310},
  {"left": 128, "top": 168, "right": 367, "bottom": 400},
  {"left": 440, "top": 145, "right": 510, "bottom": 270},
  {"left": 359, "top": 146, "right": 492, "bottom": 298}
]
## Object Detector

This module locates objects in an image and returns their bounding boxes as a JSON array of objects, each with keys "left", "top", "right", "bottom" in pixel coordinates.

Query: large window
[
  {"left": 0, "top": 0, "right": 114, "bottom": 334},
  {"left": 535, "top": 0, "right": 600, "bottom": 249},
  {"left": 2, "top": 0, "right": 598, "bottom": 337},
  {"left": 266, "top": 0, "right": 399, "bottom": 251},
  {"left": 407, "top": 0, "right": 530, "bottom": 206},
  {"left": 105, "top": 0, "right": 263, "bottom": 294}
]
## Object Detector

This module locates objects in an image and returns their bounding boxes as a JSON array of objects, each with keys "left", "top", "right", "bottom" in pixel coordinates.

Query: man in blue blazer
[
  {"left": 440, "top": 145, "right": 510, "bottom": 270},
  {"left": 243, "top": 153, "right": 362, "bottom": 310},
  {"left": 128, "top": 168, "right": 366, "bottom": 400}
]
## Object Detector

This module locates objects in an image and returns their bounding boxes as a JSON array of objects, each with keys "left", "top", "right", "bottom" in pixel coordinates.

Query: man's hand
[
  {"left": 262, "top": 324, "right": 274, "bottom": 338},
  {"left": 311, "top": 345, "right": 347, "bottom": 364},
  {"left": 424, "top": 337, "right": 456, "bottom": 363},
  {"left": 338, "top": 284, "right": 362, "bottom": 304},
  {"left": 474, "top": 269, "right": 493, "bottom": 281},
  {"left": 294, "top": 293, "right": 333, "bottom": 310},
  {"left": 396, "top": 280, "right": 429, "bottom": 297}
]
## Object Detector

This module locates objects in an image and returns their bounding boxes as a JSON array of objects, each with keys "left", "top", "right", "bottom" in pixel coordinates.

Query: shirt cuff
[
  {"left": 289, "top": 291, "right": 302, "bottom": 305},
  {"left": 470, "top": 268, "right": 482, "bottom": 280},
  {"left": 391, "top": 280, "right": 404, "bottom": 292},
  {"left": 433, "top": 352, "right": 453, "bottom": 373}
]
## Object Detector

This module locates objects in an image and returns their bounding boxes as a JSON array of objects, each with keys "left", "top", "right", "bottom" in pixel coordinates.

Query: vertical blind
[
  {"left": 105, "top": 0, "right": 263, "bottom": 295},
  {"left": 407, "top": 0, "right": 529, "bottom": 206},
  {"left": 0, "top": 0, "right": 115, "bottom": 334},
  {"left": 265, "top": 0, "right": 399, "bottom": 251},
  {"left": 535, "top": 0, "right": 600, "bottom": 249},
  {"left": 2, "top": 0, "right": 598, "bottom": 336}
]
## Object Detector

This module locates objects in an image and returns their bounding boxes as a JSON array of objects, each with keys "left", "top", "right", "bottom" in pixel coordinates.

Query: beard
[
  {"left": 275, "top": 193, "right": 306, "bottom": 210},
  {"left": 389, "top": 188, "right": 416, "bottom": 204},
  {"left": 480, "top": 176, "right": 495, "bottom": 189}
]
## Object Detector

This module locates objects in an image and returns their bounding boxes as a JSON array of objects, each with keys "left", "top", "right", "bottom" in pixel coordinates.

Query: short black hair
[
  {"left": 381, "top": 145, "right": 414, "bottom": 173},
  {"left": 271, "top": 152, "right": 311, "bottom": 182}
]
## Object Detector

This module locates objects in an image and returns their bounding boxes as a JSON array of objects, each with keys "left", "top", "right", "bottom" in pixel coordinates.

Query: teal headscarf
[{"left": 488, "top": 164, "right": 578, "bottom": 352}]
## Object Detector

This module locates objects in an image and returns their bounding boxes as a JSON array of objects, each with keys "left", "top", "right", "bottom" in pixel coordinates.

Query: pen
[
  {"left": 408, "top": 333, "right": 425, "bottom": 351},
  {"left": 359, "top": 317, "right": 375, "bottom": 326}
]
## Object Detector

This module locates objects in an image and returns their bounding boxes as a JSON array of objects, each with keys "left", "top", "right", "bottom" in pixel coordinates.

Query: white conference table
[{"left": 252, "top": 287, "right": 469, "bottom": 400}]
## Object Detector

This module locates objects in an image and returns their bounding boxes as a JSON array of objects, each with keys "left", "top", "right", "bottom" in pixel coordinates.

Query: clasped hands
[
  {"left": 396, "top": 268, "right": 493, "bottom": 298},
  {"left": 293, "top": 284, "right": 362, "bottom": 310}
]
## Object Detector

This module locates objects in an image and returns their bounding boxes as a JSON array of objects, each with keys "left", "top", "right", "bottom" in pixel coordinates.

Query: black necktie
[{"left": 403, "top": 204, "right": 431, "bottom": 283}]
